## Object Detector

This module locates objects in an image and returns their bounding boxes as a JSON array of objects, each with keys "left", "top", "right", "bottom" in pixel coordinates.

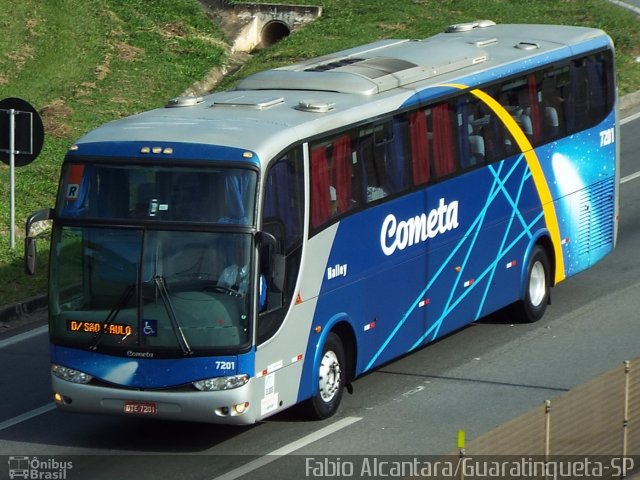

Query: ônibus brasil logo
[
  {"left": 380, "top": 197, "right": 459, "bottom": 256},
  {"left": 7, "top": 456, "right": 73, "bottom": 479}
]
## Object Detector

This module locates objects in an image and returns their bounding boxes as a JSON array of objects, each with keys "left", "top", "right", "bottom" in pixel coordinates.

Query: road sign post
[
  {"left": 9, "top": 109, "right": 15, "bottom": 249},
  {"left": 0, "top": 98, "right": 44, "bottom": 249}
]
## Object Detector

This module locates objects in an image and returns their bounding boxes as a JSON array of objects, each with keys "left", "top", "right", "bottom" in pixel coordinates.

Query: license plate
[{"left": 123, "top": 401, "right": 157, "bottom": 415}]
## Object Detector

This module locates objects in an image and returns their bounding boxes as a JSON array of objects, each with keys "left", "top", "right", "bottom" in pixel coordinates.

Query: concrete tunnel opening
[
  {"left": 261, "top": 20, "right": 291, "bottom": 48},
  {"left": 187, "top": 2, "right": 323, "bottom": 94},
  {"left": 199, "top": 2, "right": 322, "bottom": 52}
]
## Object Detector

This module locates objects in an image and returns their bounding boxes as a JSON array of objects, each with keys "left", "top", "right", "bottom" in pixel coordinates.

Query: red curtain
[
  {"left": 311, "top": 146, "right": 331, "bottom": 228},
  {"left": 332, "top": 135, "right": 352, "bottom": 214},
  {"left": 432, "top": 103, "right": 454, "bottom": 177}
]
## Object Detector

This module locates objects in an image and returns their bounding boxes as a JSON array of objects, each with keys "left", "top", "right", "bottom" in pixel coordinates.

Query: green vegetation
[
  {"left": 0, "top": 0, "right": 226, "bottom": 304},
  {"left": 1, "top": 0, "right": 639, "bottom": 306}
]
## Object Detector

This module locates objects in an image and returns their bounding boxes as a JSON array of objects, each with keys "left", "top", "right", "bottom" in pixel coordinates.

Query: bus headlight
[
  {"left": 52, "top": 364, "right": 93, "bottom": 384},
  {"left": 193, "top": 374, "right": 249, "bottom": 391}
]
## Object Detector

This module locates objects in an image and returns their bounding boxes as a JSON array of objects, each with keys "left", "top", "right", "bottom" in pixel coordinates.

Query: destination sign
[{"left": 67, "top": 320, "right": 133, "bottom": 336}]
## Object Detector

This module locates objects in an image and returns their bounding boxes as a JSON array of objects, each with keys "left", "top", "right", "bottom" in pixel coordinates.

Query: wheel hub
[
  {"left": 529, "top": 260, "right": 546, "bottom": 307},
  {"left": 318, "top": 350, "right": 341, "bottom": 402}
]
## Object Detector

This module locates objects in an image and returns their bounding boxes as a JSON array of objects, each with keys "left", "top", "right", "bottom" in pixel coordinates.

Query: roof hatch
[
  {"left": 446, "top": 19, "right": 497, "bottom": 33},
  {"left": 211, "top": 94, "right": 284, "bottom": 109}
]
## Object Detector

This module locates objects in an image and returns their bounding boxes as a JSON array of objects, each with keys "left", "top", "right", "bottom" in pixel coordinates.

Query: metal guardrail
[{"left": 448, "top": 357, "right": 639, "bottom": 477}]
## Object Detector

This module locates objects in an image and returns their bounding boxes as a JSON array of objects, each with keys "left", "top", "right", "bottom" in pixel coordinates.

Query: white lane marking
[
  {"left": 621, "top": 110, "right": 640, "bottom": 125},
  {"left": 212, "top": 416, "right": 362, "bottom": 480},
  {"left": 622, "top": 171, "right": 640, "bottom": 184},
  {"left": 0, "top": 325, "right": 53, "bottom": 431},
  {"left": 0, "top": 325, "right": 48, "bottom": 350},
  {"left": 0, "top": 404, "right": 56, "bottom": 432}
]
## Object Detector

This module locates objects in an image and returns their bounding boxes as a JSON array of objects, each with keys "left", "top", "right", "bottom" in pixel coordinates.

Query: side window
[
  {"left": 497, "top": 76, "right": 539, "bottom": 143},
  {"left": 566, "top": 58, "right": 591, "bottom": 132},
  {"left": 408, "top": 103, "right": 458, "bottom": 186},
  {"left": 430, "top": 102, "right": 459, "bottom": 178},
  {"left": 564, "top": 52, "right": 615, "bottom": 134},
  {"left": 408, "top": 102, "right": 461, "bottom": 186},
  {"left": 490, "top": 52, "right": 614, "bottom": 151},
  {"left": 356, "top": 120, "right": 410, "bottom": 203},
  {"left": 493, "top": 77, "right": 537, "bottom": 156},
  {"left": 310, "top": 133, "right": 359, "bottom": 229},
  {"left": 258, "top": 147, "right": 304, "bottom": 344},
  {"left": 408, "top": 102, "right": 460, "bottom": 187},
  {"left": 590, "top": 51, "right": 615, "bottom": 121},
  {"left": 358, "top": 124, "right": 389, "bottom": 202},
  {"left": 457, "top": 95, "right": 489, "bottom": 169},
  {"left": 540, "top": 66, "right": 569, "bottom": 143}
]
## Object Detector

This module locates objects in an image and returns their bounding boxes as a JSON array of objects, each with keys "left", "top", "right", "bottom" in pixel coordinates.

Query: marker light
[
  {"left": 54, "top": 392, "right": 72, "bottom": 405},
  {"left": 193, "top": 374, "right": 249, "bottom": 391},
  {"left": 52, "top": 364, "right": 93, "bottom": 384},
  {"left": 233, "top": 402, "right": 249, "bottom": 415},
  {"left": 215, "top": 402, "right": 250, "bottom": 417}
]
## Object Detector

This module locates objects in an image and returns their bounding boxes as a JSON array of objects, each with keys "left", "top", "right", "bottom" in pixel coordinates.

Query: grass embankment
[{"left": 1, "top": 0, "right": 639, "bottom": 306}]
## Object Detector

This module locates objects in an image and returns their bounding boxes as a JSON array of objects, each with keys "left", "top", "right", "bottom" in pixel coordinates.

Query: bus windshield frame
[{"left": 49, "top": 160, "right": 259, "bottom": 358}]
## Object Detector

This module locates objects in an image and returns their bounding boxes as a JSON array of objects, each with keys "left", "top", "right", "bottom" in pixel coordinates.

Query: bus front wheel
[
  {"left": 515, "top": 245, "right": 551, "bottom": 323},
  {"left": 306, "top": 332, "right": 346, "bottom": 419}
]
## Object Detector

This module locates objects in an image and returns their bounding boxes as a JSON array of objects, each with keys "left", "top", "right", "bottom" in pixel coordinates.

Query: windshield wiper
[
  {"left": 89, "top": 284, "right": 135, "bottom": 350},
  {"left": 154, "top": 275, "right": 193, "bottom": 356}
]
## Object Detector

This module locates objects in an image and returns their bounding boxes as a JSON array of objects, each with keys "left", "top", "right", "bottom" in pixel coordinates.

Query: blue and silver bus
[{"left": 26, "top": 21, "right": 618, "bottom": 424}]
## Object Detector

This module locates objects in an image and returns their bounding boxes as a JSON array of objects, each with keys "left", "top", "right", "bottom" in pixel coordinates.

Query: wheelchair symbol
[{"left": 142, "top": 319, "right": 157, "bottom": 336}]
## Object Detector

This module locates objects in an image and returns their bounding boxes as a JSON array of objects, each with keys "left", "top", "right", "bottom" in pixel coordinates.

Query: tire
[
  {"left": 306, "top": 332, "right": 346, "bottom": 419},
  {"left": 514, "top": 245, "right": 551, "bottom": 323}
]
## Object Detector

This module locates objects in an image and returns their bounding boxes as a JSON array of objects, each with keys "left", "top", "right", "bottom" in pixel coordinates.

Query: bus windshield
[
  {"left": 57, "top": 162, "right": 256, "bottom": 225},
  {"left": 50, "top": 227, "right": 253, "bottom": 356},
  {"left": 50, "top": 162, "right": 258, "bottom": 357}
]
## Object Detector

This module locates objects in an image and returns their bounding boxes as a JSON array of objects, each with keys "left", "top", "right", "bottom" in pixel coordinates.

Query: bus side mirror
[
  {"left": 256, "top": 230, "right": 285, "bottom": 293},
  {"left": 25, "top": 237, "right": 37, "bottom": 276},
  {"left": 24, "top": 208, "right": 53, "bottom": 275}
]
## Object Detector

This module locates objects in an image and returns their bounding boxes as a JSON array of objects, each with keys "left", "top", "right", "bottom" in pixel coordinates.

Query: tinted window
[{"left": 58, "top": 163, "right": 257, "bottom": 225}]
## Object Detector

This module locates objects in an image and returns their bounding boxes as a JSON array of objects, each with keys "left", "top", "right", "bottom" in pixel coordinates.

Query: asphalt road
[{"left": 1, "top": 113, "right": 640, "bottom": 479}]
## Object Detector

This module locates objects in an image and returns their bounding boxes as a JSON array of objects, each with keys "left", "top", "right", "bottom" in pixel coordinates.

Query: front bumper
[{"left": 51, "top": 375, "right": 258, "bottom": 425}]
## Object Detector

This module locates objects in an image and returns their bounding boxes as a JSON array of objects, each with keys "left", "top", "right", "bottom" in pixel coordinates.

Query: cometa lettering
[{"left": 380, "top": 198, "right": 459, "bottom": 256}]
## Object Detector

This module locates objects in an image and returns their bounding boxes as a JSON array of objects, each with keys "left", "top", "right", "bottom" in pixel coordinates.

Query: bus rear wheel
[
  {"left": 306, "top": 332, "right": 346, "bottom": 419},
  {"left": 515, "top": 245, "right": 551, "bottom": 323}
]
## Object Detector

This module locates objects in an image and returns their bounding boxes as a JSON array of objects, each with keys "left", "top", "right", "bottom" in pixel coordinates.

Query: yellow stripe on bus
[{"left": 443, "top": 83, "right": 566, "bottom": 285}]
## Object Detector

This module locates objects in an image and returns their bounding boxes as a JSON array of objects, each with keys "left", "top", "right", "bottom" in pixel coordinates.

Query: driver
[
  {"left": 217, "top": 243, "right": 267, "bottom": 309},
  {"left": 218, "top": 262, "right": 249, "bottom": 292},
  {"left": 218, "top": 242, "right": 249, "bottom": 293}
]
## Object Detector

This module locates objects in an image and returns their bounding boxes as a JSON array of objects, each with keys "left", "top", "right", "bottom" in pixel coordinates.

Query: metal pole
[
  {"left": 622, "top": 360, "right": 630, "bottom": 476},
  {"left": 9, "top": 108, "right": 15, "bottom": 249},
  {"left": 544, "top": 400, "right": 551, "bottom": 480}
]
